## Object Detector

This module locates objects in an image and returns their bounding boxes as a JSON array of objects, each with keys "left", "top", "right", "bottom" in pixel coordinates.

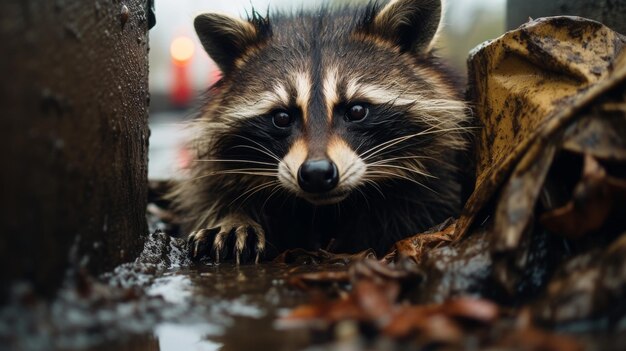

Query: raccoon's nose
[{"left": 298, "top": 159, "right": 339, "bottom": 193}]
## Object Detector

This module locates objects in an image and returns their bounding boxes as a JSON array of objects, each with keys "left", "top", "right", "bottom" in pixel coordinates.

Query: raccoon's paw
[{"left": 187, "top": 216, "right": 265, "bottom": 264}]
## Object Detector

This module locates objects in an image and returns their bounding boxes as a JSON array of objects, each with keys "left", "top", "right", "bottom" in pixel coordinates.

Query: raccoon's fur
[{"left": 172, "top": 0, "right": 473, "bottom": 263}]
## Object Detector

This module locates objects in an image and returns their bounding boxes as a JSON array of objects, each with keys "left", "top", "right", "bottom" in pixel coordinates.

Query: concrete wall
[
  {"left": 507, "top": 0, "right": 626, "bottom": 34},
  {"left": 0, "top": 0, "right": 150, "bottom": 299}
]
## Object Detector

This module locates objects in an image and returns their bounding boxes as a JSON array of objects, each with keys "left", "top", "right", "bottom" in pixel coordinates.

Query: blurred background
[{"left": 148, "top": 0, "right": 506, "bottom": 179}]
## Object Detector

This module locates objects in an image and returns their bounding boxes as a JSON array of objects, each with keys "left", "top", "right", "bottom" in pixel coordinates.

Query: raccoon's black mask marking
[{"left": 172, "top": 0, "right": 474, "bottom": 262}]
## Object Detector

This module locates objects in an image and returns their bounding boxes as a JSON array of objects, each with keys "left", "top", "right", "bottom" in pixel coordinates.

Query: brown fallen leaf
[
  {"left": 349, "top": 258, "right": 422, "bottom": 283},
  {"left": 499, "top": 308, "right": 583, "bottom": 351},
  {"left": 274, "top": 248, "right": 377, "bottom": 265},
  {"left": 382, "top": 298, "right": 499, "bottom": 340},
  {"left": 281, "top": 280, "right": 396, "bottom": 326},
  {"left": 384, "top": 308, "right": 464, "bottom": 343},
  {"left": 540, "top": 154, "right": 624, "bottom": 238},
  {"left": 353, "top": 280, "right": 397, "bottom": 321},
  {"left": 497, "top": 326, "right": 583, "bottom": 351},
  {"left": 384, "top": 219, "right": 457, "bottom": 264},
  {"left": 441, "top": 297, "right": 500, "bottom": 324},
  {"left": 381, "top": 305, "right": 434, "bottom": 338},
  {"left": 287, "top": 270, "right": 350, "bottom": 291},
  {"left": 288, "top": 257, "right": 423, "bottom": 291},
  {"left": 283, "top": 276, "right": 503, "bottom": 345},
  {"left": 281, "top": 262, "right": 585, "bottom": 350}
]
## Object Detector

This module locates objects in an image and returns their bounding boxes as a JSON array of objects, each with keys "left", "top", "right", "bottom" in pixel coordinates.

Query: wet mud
[{"left": 1, "top": 221, "right": 624, "bottom": 351}]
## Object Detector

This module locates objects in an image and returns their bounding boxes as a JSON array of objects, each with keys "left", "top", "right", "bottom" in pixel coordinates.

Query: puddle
[
  {"left": 147, "top": 275, "right": 192, "bottom": 304},
  {"left": 155, "top": 323, "right": 222, "bottom": 351},
  {"left": 2, "top": 226, "right": 624, "bottom": 350},
  {"left": 0, "top": 232, "right": 317, "bottom": 351},
  {"left": 88, "top": 262, "right": 314, "bottom": 351}
]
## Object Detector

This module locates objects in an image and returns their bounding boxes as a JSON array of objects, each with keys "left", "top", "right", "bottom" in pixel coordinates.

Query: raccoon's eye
[
  {"left": 346, "top": 104, "right": 368, "bottom": 122},
  {"left": 272, "top": 111, "right": 293, "bottom": 128}
]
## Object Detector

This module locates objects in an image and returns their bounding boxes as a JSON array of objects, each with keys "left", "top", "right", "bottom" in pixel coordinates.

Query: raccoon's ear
[
  {"left": 360, "top": 0, "right": 442, "bottom": 54},
  {"left": 194, "top": 13, "right": 268, "bottom": 73}
]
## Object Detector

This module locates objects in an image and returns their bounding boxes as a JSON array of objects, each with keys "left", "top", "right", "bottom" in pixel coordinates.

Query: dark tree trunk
[
  {"left": 0, "top": 0, "right": 150, "bottom": 299},
  {"left": 507, "top": 0, "right": 626, "bottom": 34}
]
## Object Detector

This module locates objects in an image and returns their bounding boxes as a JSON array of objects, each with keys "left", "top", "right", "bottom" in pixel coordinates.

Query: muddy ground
[{"left": 1, "top": 223, "right": 624, "bottom": 351}]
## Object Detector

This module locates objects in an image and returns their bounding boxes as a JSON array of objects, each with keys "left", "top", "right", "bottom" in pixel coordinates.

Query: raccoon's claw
[
  {"left": 187, "top": 219, "right": 265, "bottom": 264},
  {"left": 187, "top": 228, "right": 219, "bottom": 260}
]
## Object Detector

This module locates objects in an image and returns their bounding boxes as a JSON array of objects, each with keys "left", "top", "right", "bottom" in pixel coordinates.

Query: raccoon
[{"left": 172, "top": 0, "right": 472, "bottom": 263}]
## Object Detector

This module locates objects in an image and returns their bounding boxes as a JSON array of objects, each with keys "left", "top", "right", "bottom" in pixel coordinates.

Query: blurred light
[{"left": 170, "top": 36, "right": 195, "bottom": 64}]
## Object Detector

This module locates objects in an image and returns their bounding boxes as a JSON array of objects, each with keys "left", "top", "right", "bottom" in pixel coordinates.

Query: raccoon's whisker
[
  {"left": 355, "top": 187, "right": 371, "bottom": 211},
  {"left": 201, "top": 169, "right": 277, "bottom": 176},
  {"left": 412, "top": 126, "right": 475, "bottom": 137},
  {"left": 190, "top": 169, "right": 277, "bottom": 181},
  {"left": 367, "top": 143, "right": 458, "bottom": 166},
  {"left": 262, "top": 184, "right": 285, "bottom": 212},
  {"left": 234, "top": 181, "right": 280, "bottom": 209},
  {"left": 211, "top": 171, "right": 278, "bottom": 176},
  {"left": 282, "top": 164, "right": 299, "bottom": 181},
  {"left": 359, "top": 124, "right": 441, "bottom": 160},
  {"left": 365, "top": 139, "right": 440, "bottom": 163},
  {"left": 279, "top": 164, "right": 302, "bottom": 192},
  {"left": 362, "top": 124, "right": 438, "bottom": 150},
  {"left": 192, "top": 159, "right": 278, "bottom": 167},
  {"left": 232, "top": 135, "right": 282, "bottom": 162},
  {"left": 193, "top": 209, "right": 213, "bottom": 233},
  {"left": 231, "top": 145, "right": 282, "bottom": 162},
  {"left": 275, "top": 188, "right": 297, "bottom": 213},
  {"left": 368, "top": 155, "right": 436, "bottom": 165},
  {"left": 361, "top": 126, "right": 471, "bottom": 162},
  {"left": 366, "top": 170, "right": 439, "bottom": 195},
  {"left": 211, "top": 167, "right": 278, "bottom": 173},
  {"left": 229, "top": 180, "right": 280, "bottom": 208},
  {"left": 366, "top": 139, "right": 464, "bottom": 165},
  {"left": 360, "top": 125, "right": 468, "bottom": 160},
  {"left": 340, "top": 163, "right": 359, "bottom": 183},
  {"left": 367, "top": 164, "right": 435, "bottom": 179},
  {"left": 353, "top": 139, "right": 369, "bottom": 155},
  {"left": 362, "top": 179, "right": 386, "bottom": 199}
]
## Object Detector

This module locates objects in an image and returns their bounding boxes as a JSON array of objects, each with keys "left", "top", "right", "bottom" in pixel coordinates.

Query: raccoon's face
[{"left": 195, "top": 0, "right": 468, "bottom": 206}]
